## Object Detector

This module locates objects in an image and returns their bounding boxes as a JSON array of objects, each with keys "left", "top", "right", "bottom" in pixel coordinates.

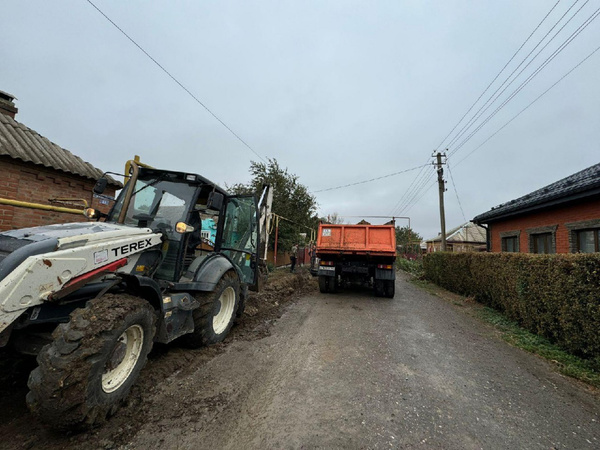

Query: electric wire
[
  {"left": 313, "top": 164, "right": 428, "bottom": 193},
  {"left": 449, "top": 5, "right": 600, "bottom": 158},
  {"left": 445, "top": 0, "right": 588, "bottom": 153},
  {"left": 434, "top": 0, "right": 561, "bottom": 152},
  {"left": 394, "top": 166, "right": 437, "bottom": 216},
  {"left": 390, "top": 165, "right": 432, "bottom": 215},
  {"left": 387, "top": 159, "right": 430, "bottom": 215},
  {"left": 85, "top": 0, "right": 267, "bottom": 163},
  {"left": 454, "top": 42, "right": 600, "bottom": 168},
  {"left": 446, "top": 163, "right": 467, "bottom": 223}
]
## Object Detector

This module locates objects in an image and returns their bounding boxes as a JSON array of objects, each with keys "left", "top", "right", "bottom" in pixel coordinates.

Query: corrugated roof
[
  {"left": 0, "top": 113, "right": 121, "bottom": 187},
  {"left": 473, "top": 162, "right": 600, "bottom": 223},
  {"left": 426, "top": 222, "right": 487, "bottom": 243}
]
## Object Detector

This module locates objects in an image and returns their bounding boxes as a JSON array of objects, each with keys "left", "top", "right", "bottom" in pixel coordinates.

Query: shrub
[
  {"left": 397, "top": 257, "right": 424, "bottom": 277},
  {"left": 423, "top": 252, "right": 600, "bottom": 359}
]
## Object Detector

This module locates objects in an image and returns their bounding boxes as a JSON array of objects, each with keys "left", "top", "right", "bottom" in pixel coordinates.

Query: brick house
[
  {"left": 425, "top": 221, "right": 487, "bottom": 253},
  {"left": 0, "top": 90, "right": 121, "bottom": 231},
  {"left": 473, "top": 163, "right": 600, "bottom": 253}
]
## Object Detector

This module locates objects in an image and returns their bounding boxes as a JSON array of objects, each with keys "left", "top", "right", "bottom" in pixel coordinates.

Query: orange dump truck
[{"left": 316, "top": 223, "right": 396, "bottom": 298}]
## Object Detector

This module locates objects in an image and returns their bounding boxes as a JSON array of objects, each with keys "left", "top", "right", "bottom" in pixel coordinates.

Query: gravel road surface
[
  {"left": 127, "top": 271, "right": 600, "bottom": 449},
  {"left": 1, "top": 271, "right": 598, "bottom": 449}
]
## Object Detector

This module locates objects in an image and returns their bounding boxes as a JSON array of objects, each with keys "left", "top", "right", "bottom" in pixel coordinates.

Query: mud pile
[{"left": 0, "top": 269, "right": 316, "bottom": 450}]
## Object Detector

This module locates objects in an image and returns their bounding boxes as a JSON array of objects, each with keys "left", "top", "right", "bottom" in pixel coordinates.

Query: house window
[
  {"left": 532, "top": 233, "right": 554, "bottom": 254},
  {"left": 566, "top": 219, "right": 600, "bottom": 253},
  {"left": 502, "top": 236, "right": 518, "bottom": 252},
  {"left": 499, "top": 230, "right": 520, "bottom": 253},
  {"left": 527, "top": 225, "right": 557, "bottom": 254},
  {"left": 576, "top": 229, "right": 600, "bottom": 253}
]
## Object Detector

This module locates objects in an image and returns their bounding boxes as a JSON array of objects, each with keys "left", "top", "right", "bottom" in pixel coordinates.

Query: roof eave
[{"left": 473, "top": 187, "right": 600, "bottom": 224}]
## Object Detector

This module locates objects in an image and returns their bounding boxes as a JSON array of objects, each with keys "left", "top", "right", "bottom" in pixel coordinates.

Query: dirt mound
[{"left": 0, "top": 269, "right": 316, "bottom": 450}]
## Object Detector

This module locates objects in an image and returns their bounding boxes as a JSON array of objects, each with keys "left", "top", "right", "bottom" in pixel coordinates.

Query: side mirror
[
  {"left": 93, "top": 178, "right": 108, "bottom": 195},
  {"left": 207, "top": 192, "right": 224, "bottom": 211}
]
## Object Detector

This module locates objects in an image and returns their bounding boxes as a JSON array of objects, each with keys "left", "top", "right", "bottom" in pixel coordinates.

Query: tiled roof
[
  {"left": 426, "top": 222, "right": 487, "bottom": 243},
  {"left": 473, "top": 162, "right": 600, "bottom": 223},
  {"left": 0, "top": 113, "right": 121, "bottom": 187}
]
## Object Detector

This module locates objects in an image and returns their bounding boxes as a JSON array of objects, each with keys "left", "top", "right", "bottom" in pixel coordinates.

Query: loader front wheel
[
  {"left": 180, "top": 271, "right": 240, "bottom": 348},
  {"left": 26, "top": 294, "right": 156, "bottom": 430}
]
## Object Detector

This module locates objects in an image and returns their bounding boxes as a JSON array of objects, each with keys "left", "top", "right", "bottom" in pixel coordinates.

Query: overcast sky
[{"left": 2, "top": 0, "right": 599, "bottom": 239}]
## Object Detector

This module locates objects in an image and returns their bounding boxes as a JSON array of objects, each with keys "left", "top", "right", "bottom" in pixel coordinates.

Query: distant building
[
  {"left": 425, "top": 222, "right": 487, "bottom": 253},
  {"left": 0, "top": 90, "right": 121, "bottom": 231},
  {"left": 473, "top": 163, "right": 600, "bottom": 253}
]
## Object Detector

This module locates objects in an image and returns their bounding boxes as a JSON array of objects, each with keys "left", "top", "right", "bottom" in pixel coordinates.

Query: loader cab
[{"left": 106, "top": 167, "right": 259, "bottom": 286}]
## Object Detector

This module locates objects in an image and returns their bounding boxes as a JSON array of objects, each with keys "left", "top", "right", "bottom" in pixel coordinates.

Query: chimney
[{"left": 0, "top": 90, "right": 18, "bottom": 118}]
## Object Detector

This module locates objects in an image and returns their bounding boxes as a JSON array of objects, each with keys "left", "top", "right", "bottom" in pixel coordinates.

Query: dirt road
[{"left": 1, "top": 270, "right": 599, "bottom": 449}]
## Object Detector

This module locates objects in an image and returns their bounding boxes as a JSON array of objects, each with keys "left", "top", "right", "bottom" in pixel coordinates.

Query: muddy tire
[
  {"left": 26, "top": 294, "right": 156, "bottom": 430},
  {"left": 318, "top": 275, "right": 329, "bottom": 293},
  {"left": 180, "top": 272, "right": 240, "bottom": 348},
  {"left": 318, "top": 275, "right": 337, "bottom": 294},
  {"left": 374, "top": 280, "right": 385, "bottom": 297},
  {"left": 384, "top": 280, "right": 395, "bottom": 298}
]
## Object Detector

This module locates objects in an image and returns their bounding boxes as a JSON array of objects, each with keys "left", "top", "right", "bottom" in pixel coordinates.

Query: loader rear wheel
[
  {"left": 26, "top": 294, "right": 156, "bottom": 430},
  {"left": 180, "top": 271, "right": 240, "bottom": 348}
]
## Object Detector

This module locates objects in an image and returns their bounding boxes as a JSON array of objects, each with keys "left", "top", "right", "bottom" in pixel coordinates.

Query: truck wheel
[
  {"left": 318, "top": 275, "right": 329, "bottom": 293},
  {"left": 329, "top": 276, "right": 338, "bottom": 294},
  {"left": 181, "top": 271, "right": 240, "bottom": 348},
  {"left": 384, "top": 280, "right": 395, "bottom": 298},
  {"left": 374, "top": 280, "right": 384, "bottom": 297},
  {"left": 26, "top": 294, "right": 156, "bottom": 430}
]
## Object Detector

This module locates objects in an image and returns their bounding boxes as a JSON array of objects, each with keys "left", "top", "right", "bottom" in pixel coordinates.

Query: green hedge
[{"left": 423, "top": 252, "right": 600, "bottom": 359}]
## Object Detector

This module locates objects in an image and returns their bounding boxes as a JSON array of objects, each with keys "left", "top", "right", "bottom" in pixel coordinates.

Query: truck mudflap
[{"left": 375, "top": 267, "right": 395, "bottom": 281}]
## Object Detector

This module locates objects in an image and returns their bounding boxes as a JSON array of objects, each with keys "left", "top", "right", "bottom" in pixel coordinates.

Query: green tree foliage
[
  {"left": 396, "top": 226, "right": 422, "bottom": 255},
  {"left": 230, "top": 159, "right": 318, "bottom": 250}
]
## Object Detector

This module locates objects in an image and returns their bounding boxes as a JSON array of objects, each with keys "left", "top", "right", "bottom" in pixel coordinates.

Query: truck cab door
[{"left": 218, "top": 195, "right": 259, "bottom": 286}]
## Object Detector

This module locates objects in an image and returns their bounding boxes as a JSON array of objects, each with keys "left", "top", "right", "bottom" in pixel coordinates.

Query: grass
[
  {"left": 476, "top": 307, "right": 600, "bottom": 388},
  {"left": 410, "top": 277, "right": 600, "bottom": 389},
  {"left": 396, "top": 257, "right": 424, "bottom": 277}
]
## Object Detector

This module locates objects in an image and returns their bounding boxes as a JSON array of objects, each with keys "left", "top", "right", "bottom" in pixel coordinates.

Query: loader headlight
[
  {"left": 83, "top": 208, "right": 97, "bottom": 219},
  {"left": 175, "top": 222, "right": 195, "bottom": 234}
]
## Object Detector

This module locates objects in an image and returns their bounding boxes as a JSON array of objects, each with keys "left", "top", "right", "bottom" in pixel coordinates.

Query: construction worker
[{"left": 290, "top": 243, "right": 298, "bottom": 273}]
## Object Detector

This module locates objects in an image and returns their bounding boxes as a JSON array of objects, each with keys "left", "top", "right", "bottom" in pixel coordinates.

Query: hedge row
[{"left": 423, "top": 252, "right": 600, "bottom": 359}]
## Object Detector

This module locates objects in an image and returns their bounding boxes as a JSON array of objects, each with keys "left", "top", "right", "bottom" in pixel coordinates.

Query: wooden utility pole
[{"left": 435, "top": 152, "right": 447, "bottom": 251}]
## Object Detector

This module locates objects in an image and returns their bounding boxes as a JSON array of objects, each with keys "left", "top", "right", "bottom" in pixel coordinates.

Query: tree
[
  {"left": 321, "top": 212, "right": 345, "bottom": 224},
  {"left": 395, "top": 226, "right": 422, "bottom": 256},
  {"left": 230, "top": 159, "right": 318, "bottom": 250}
]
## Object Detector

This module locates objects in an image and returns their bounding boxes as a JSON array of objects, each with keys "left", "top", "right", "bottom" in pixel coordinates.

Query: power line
[
  {"left": 387, "top": 159, "right": 430, "bottom": 215},
  {"left": 455, "top": 42, "right": 600, "bottom": 167},
  {"left": 446, "top": 0, "right": 588, "bottom": 153},
  {"left": 313, "top": 164, "right": 428, "bottom": 193},
  {"left": 446, "top": 163, "right": 467, "bottom": 223},
  {"left": 85, "top": 0, "right": 267, "bottom": 163},
  {"left": 434, "top": 0, "right": 561, "bottom": 152},
  {"left": 449, "top": 5, "right": 600, "bottom": 158},
  {"left": 395, "top": 166, "right": 437, "bottom": 216}
]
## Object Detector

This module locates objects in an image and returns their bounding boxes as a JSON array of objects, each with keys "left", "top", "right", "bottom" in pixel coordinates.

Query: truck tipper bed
[{"left": 316, "top": 223, "right": 396, "bottom": 297}]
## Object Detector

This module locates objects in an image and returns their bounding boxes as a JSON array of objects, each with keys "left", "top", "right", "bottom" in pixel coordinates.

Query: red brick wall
[
  {"left": 489, "top": 199, "right": 600, "bottom": 253},
  {"left": 0, "top": 157, "right": 117, "bottom": 231}
]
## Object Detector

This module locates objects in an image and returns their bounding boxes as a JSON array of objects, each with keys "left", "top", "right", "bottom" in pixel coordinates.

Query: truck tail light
[
  {"left": 320, "top": 261, "right": 334, "bottom": 266},
  {"left": 377, "top": 264, "right": 393, "bottom": 270}
]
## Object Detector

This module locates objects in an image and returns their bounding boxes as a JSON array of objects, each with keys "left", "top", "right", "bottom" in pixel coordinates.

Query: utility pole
[{"left": 434, "top": 151, "right": 447, "bottom": 251}]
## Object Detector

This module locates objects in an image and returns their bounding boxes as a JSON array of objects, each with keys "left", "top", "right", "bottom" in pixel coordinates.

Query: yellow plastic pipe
[{"left": 0, "top": 198, "right": 84, "bottom": 215}]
